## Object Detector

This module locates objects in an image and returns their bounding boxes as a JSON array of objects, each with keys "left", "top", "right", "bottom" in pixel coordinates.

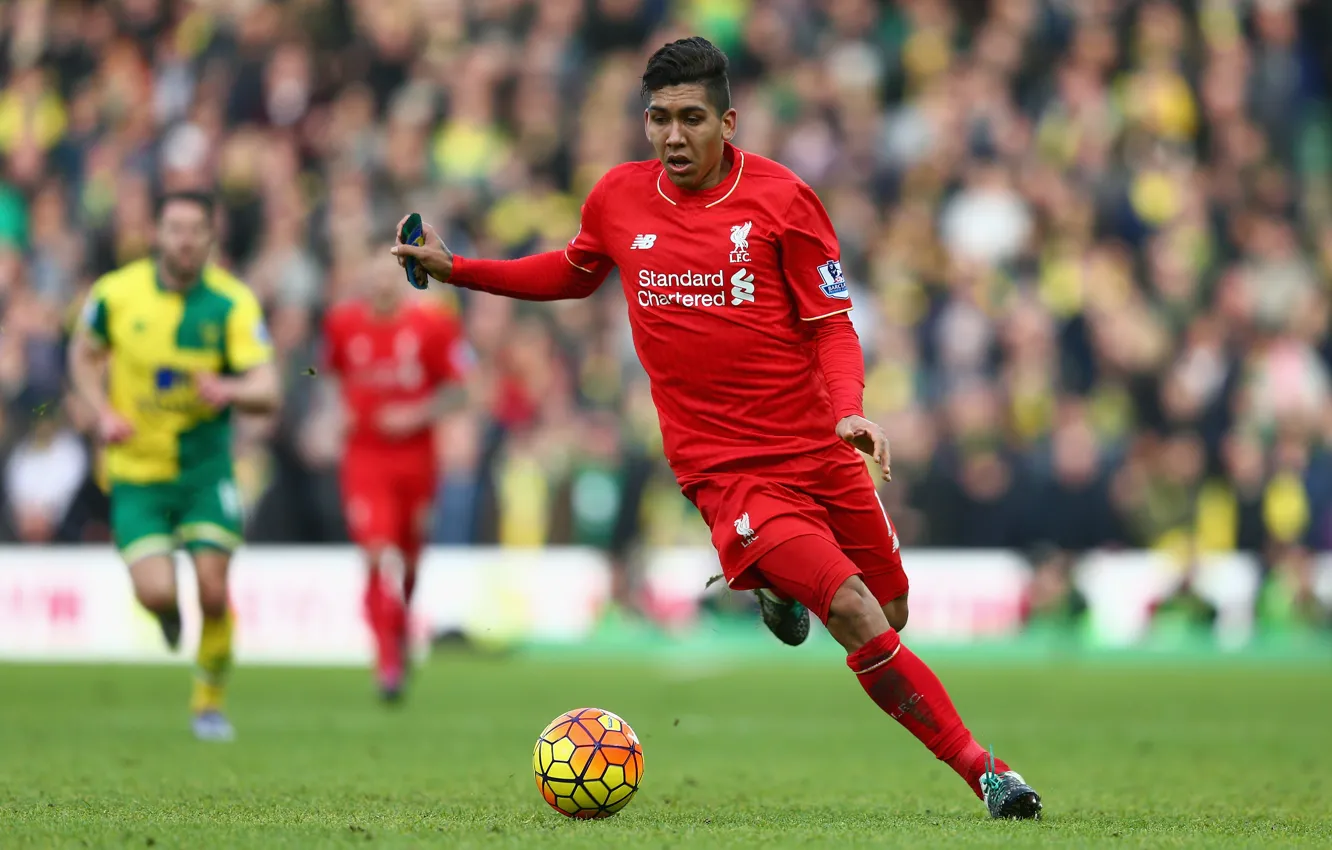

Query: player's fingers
[
  {"left": 395, "top": 214, "right": 410, "bottom": 243},
  {"left": 391, "top": 244, "right": 422, "bottom": 258},
  {"left": 422, "top": 222, "right": 448, "bottom": 253}
]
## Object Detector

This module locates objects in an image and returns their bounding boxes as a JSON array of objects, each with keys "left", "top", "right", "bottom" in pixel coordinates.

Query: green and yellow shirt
[{"left": 81, "top": 258, "right": 272, "bottom": 485}]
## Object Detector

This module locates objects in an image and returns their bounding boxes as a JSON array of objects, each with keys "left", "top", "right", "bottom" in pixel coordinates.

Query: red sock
[
  {"left": 402, "top": 565, "right": 418, "bottom": 606},
  {"left": 847, "top": 630, "right": 1007, "bottom": 799},
  {"left": 363, "top": 567, "right": 384, "bottom": 630},
  {"left": 379, "top": 591, "right": 405, "bottom": 675},
  {"left": 363, "top": 566, "right": 402, "bottom": 680}
]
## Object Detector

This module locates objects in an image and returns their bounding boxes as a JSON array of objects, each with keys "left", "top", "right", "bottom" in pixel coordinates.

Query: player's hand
[
  {"left": 375, "top": 403, "right": 427, "bottom": 438},
  {"left": 391, "top": 216, "right": 453, "bottom": 286},
  {"left": 836, "top": 415, "right": 891, "bottom": 481},
  {"left": 96, "top": 408, "right": 135, "bottom": 444},
  {"left": 195, "top": 373, "right": 235, "bottom": 409}
]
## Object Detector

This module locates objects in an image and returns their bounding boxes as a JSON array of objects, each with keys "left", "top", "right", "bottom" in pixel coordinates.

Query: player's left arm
[
  {"left": 777, "top": 183, "right": 890, "bottom": 480},
  {"left": 198, "top": 292, "right": 281, "bottom": 414}
]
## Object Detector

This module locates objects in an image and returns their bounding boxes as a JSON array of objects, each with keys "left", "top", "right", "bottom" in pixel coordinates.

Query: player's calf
[
  {"left": 188, "top": 549, "right": 236, "bottom": 731},
  {"left": 195, "top": 574, "right": 229, "bottom": 619},
  {"left": 828, "top": 577, "right": 1041, "bottom": 817},
  {"left": 362, "top": 545, "right": 408, "bottom": 702},
  {"left": 128, "top": 554, "right": 182, "bottom": 651}
]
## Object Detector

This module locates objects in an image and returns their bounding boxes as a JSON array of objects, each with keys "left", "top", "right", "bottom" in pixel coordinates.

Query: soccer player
[
  {"left": 68, "top": 191, "right": 279, "bottom": 741},
  {"left": 391, "top": 38, "right": 1042, "bottom": 819},
  {"left": 322, "top": 263, "right": 469, "bottom": 702}
]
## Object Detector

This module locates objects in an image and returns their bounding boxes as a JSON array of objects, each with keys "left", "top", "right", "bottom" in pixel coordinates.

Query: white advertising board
[
  {"left": 0, "top": 546, "right": 609, "bottom": 664},
  {"left": 640, "top": 548, "right": 1032, "bottom": 641},
  {"left": 0, "top": 547, "right": 1324, "bottom": 662}
]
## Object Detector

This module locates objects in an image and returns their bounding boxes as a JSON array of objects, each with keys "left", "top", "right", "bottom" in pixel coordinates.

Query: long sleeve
[
  {"left": 449, "top": 250, "right": 611, "bottom": 301},
  {"left": 811, "top": 311, "right": 865, "bottom": 421}
]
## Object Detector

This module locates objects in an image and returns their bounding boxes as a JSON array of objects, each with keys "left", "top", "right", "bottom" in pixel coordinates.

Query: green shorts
[{"left": 110, "top": 476, "right": 244, "bottom": 565}]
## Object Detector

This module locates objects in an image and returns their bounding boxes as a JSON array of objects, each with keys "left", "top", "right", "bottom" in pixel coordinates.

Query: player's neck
[
  {"left": 156, "top": 261, "right": 198, "bottom": 292},
  {"left": 370, "top": 297, "right": 400, "bottom": 318},
  {"left": 690, "top": 148, "right": 732, "bottom": 192},
  {"left": 696, "top": 157, "right": 731, "bottom": 191}
]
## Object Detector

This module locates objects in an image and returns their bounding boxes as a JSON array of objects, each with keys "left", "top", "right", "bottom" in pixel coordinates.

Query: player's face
[
  {"left": 645, "top": 84, "right": 737, "bottom": 191},
  {"left": 156, "top": 200, "right": 214, "bottom": 283},
  {"left": 369, "top": 263, "right": 401, "bottom": 311}
]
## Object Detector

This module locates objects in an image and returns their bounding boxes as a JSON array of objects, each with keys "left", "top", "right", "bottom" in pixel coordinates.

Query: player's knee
[
  {"left": 826, "top": 577, "right": 890, "bottom": 650},
  {"left": 133, "top": 582, "right": 177, "bottom": 614},
  {"left": 364, "top": 543, "right": 394, "bottom": 568},
  {"left": 883, "top": 595, "right": 909, "bottom": 632},
  {"left": 190, "top": 550, "right": 231, "bottom": 616},
  {"left": 196, "top": 580, "right": 228, "bottom": 618}
]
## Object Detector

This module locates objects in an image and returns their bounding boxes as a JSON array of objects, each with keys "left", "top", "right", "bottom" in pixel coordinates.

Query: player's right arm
[
  {"left": 390, "top": 180, "right": 614, "bottom": 301},
  {"left": 316, "top": 305, "right": 353, "bottom": 438},
  {"left": 69, "top": 280, "right": 134, "bottom": 444}
]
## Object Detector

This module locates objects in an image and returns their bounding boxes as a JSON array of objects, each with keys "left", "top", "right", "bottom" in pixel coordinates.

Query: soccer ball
[{"left": 532, "top": 707, "right": 644, "bottom": 818}]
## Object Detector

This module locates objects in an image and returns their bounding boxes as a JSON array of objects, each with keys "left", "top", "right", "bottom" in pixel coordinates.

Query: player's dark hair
[
  {"left": 641, "top": 37, "right": 731, "bottom": 116},
  {"left": 154, "top": 190, "right": 216, "bottom": 222}
]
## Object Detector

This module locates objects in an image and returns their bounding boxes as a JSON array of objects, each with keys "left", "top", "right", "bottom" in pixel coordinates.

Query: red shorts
[
  {"left": 681, "top": 445, "right": 907, "bottom": 622},
  {"left": 341, "top": 447, "right": 437, "bottom": 562}
]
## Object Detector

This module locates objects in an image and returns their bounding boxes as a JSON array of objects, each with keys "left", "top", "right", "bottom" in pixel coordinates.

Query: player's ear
[{"left": 721, "top": 108, "right": 737, "bottom": 143}]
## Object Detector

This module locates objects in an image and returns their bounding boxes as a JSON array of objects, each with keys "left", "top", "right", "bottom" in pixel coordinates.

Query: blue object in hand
[{"left": 400, "top": 213, "right": 427, "bottom": 289}]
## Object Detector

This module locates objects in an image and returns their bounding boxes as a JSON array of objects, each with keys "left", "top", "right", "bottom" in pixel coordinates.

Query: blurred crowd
[{"left": 0, "top": 0, "right": 1330, "bottom": 627}]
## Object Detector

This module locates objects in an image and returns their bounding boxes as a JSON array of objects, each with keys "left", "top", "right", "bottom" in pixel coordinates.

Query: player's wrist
[{"left": 444, "top": 253, "right": 466, "bottom": 284}]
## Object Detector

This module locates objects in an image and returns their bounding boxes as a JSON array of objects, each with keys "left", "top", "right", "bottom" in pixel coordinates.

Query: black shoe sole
[{"left": 997, "top": 791, "right": 1043, "bottom": 820}]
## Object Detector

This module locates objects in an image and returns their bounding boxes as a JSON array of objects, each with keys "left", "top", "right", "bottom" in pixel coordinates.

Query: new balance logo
[
  {"left": 730, "top": 268, "right": 755, "bottom": 305},
  {"left": 630, "top": 234, "right": 657, "bottom": 250}
]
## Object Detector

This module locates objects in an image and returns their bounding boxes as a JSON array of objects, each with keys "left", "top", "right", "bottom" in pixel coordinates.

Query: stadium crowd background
[{"left": 0, "top": 0, "right": 1330, "bottom": 631}]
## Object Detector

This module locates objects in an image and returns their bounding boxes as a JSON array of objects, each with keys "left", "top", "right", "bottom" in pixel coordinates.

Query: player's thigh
[
  {"left": 179, "top": 476, "right": 242, "bottom": 612},
  {"left": 127, "top": 554, "right": 178, "bottom": 610},
  {"left": 394, "top": 470, "right": 437, "bottom": 564},
  {"left": 751, "top": 533, "right": 865, "bottom": 623},
  {"left": 817, "top": 465, "right": 909, "bottom": 607},
  {"left": 686, "top": 474, "right": 846, "bottom": 612},
  {"left": 187, "top": 546, "right": 233, "bottom": 613},
  {"left": 341, "top": 462, "right": 399, "bottom": 554}
]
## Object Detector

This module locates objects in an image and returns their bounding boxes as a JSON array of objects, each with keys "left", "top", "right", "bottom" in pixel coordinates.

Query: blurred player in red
[
  {"left": 392, "top": 38, "right": 1042, "bottom": 818},
  {"left": 323, "top": 264, "right": 469, "bottom": 702}
]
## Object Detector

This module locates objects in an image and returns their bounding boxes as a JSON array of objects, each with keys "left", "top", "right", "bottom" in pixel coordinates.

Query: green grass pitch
[{"left": 2, "top": 654, "right": 1330, "bottom": 848}]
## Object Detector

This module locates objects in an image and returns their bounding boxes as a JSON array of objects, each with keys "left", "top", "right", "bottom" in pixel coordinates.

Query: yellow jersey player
[{"left": 68, "top": 191, "right": 280, "bottom": 741}]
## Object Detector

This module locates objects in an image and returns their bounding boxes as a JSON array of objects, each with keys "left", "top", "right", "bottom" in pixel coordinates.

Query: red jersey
[
  {"left": 322, "top": 297, "right": 467, "bottom": 455},
  {"left": 566, "top": 143, "right": 853, "bottom": 477}
]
